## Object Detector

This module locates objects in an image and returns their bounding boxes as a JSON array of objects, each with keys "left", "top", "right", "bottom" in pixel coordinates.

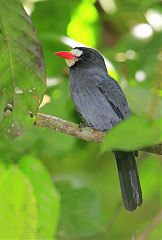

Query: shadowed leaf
[{"left": 56, "top": 181, "right": 104, "bottom": 240}]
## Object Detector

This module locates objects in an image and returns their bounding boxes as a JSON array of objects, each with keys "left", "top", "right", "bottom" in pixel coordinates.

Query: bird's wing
[{"left": 95, "top": 72, "right": 131, "bottom": 119}]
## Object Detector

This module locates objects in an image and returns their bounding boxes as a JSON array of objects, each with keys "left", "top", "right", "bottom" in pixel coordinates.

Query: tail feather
[{"left": 114, "top": 151, "right": 142, "bottom": 211}]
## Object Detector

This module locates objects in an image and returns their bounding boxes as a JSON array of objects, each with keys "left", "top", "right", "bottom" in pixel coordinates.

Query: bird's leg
[{"left": 77, "top": 111, "right": 91, "bottom": 130}]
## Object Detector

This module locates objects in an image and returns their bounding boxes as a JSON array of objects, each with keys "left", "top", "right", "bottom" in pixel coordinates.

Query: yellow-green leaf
[
  {"left": 19, "top": 156, "right": 60, "bottom": 240},
  {"left": 0, "top": 165, "right": 38, "bottom": 239}
]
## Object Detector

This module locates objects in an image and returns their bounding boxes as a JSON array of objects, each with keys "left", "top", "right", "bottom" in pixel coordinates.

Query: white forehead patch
[
  {"left": 71, "top": 49, "right": 83, "bottom": 57},
  {"left": 65, "top": 48, "right": 83, "bottom": 67}
]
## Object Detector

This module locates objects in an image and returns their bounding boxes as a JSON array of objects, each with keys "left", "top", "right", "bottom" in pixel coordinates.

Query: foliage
[
  {"left": 0, "top": 0, "right": 162, "bottom": 239},
  {"left": 0, "top": 0, "right": 46, "bottom": 139},
  {"left": 19, "top": 156, "right": 60, "bottom": 239},
  {"left": 0, "top": 164, "right": 37, "bottom": 239},
  {"left": 56, "top": 181, "right": 104, "bottom": 239},
  {"left": 102, "top": 116, "right": 162, "bottom": 152}
]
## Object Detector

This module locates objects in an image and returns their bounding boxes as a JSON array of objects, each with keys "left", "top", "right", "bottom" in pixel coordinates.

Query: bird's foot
[{"left": 79, "top": 122, "right": 88, "bottom": 130}]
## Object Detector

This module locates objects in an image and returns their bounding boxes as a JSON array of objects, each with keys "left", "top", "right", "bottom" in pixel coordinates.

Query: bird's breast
[{"left": 69, "top": 72, "right": 119, "bottom": 130}]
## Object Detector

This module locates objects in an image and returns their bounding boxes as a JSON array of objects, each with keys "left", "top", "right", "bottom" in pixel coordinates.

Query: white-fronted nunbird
[{"left": 55, "top": 47, "right": 143, "bottom": 211}]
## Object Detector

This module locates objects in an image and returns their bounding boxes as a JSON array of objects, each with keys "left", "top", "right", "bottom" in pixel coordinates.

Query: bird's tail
[{"left": 114, "top": 151, "right": 143, "bottom": 211}]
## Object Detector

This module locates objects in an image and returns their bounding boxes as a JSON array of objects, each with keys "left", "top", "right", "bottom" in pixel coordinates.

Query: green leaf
[
  {"left": 19, "top": 155, "right": 60, "bottom": 240},
  {"left": 125, "top": 86, "right": 162, "bottom": 117},
  {"left": 0, "top": 165, "right": 37, "bottom": 239},
  {"left": 56, "top": 181, "right": 104, "bottom": 239},
  {"left": 0, "top": 0, "right": 46, "bottom": 139},
  {"left": 102, "top": 116, "right": 162, "bottom": 152}
]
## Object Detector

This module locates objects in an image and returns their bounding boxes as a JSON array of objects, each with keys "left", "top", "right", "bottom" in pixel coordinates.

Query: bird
[{"left": 55, "top": 47, "right": 143, "bottom": 211}]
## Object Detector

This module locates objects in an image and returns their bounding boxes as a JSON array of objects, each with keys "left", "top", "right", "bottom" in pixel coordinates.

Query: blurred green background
[{"left": 0, "top": 0, "right": 162, "bottom": 239}]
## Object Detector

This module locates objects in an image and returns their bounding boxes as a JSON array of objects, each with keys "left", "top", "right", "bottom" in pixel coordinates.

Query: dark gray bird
[{"left": 55, "top": 47, "right": 143, "bottom": 211}]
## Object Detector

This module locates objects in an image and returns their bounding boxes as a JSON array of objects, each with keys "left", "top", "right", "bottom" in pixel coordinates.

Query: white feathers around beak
[{"left": 65, "top": 49, "right": 83, "bottom": 67}]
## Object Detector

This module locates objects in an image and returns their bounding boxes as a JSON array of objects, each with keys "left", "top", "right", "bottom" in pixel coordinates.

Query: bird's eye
[{"left": 84, "top": 52, "right": 91, "bottom": 58}]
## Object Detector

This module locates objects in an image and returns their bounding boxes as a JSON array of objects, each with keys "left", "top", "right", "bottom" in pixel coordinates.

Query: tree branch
[
  {"left": 36, "top": 113, "right": 162, "bottom": 155},
  {"left": 36, "top": 113, "right": 104, "bottom": 142}
]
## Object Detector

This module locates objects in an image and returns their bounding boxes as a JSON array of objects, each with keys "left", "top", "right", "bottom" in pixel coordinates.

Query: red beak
[{"left": 54, "top": 51, "right": 77, "bottom": 60}]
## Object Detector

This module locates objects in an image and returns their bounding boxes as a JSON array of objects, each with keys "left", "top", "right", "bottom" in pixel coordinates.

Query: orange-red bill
[{"left": 54, "top": 51, "right": 77, "bottom": 60}]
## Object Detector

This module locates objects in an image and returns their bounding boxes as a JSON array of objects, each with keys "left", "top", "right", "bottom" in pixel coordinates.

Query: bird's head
[{"left": 55, "top": 47, "right": 106, "bottom": 70}]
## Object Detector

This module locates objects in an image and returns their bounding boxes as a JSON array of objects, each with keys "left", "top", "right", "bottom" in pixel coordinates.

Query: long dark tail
[{"left": 114, "top": 151, "right": 143, "bottom": 211}]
